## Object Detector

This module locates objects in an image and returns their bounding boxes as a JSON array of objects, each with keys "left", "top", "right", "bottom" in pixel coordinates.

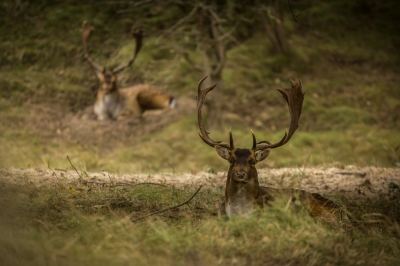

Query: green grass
[{"left": 0, "top": 177, "right": 399, "bottom": 266}]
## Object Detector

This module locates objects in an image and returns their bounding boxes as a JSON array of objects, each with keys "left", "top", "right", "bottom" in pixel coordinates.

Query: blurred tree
[
  {"left": 151, "top": 0, "right": 257, "bottom": 128},
  {"left": 111, "top": 0, "right": 292, "bottom": 127},
  {"left": 258, "top": 0, "right": 289, "bottom": 54},
  {"left": 195, "top": 1, "right": 242, "bottom": 128}
]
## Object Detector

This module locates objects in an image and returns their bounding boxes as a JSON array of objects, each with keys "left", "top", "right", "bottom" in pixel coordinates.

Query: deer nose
[{"left": 235, "top": 171, "right": 247, "bottom": 180}]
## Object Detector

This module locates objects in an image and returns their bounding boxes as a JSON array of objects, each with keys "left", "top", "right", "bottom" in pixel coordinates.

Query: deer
[
  {"left": 196, "top": 76, "right": 340, "bottom": 221},
  {"left": 81, "top": 21, "right": 176, "bottom": 120}
]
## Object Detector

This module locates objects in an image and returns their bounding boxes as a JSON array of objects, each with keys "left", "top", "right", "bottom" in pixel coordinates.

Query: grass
[
  {"left": 0, "top": 115, "right": 398, "bottom": 172},
  {"left": 0, "top": 173, "right": 399, "bottom": 266}
]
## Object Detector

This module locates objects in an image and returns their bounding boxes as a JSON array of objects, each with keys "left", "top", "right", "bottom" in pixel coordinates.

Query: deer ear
[
  {"left": 255, "top": 149, "right": 270, "bottom": 162},
  {"left": 215, "top": 145, "right": 231, "bottom": 161}
]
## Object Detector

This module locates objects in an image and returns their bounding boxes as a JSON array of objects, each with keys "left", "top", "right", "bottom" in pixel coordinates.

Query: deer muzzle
[{"left": 233, "top": 171, "right": 248, "bottom": 183}]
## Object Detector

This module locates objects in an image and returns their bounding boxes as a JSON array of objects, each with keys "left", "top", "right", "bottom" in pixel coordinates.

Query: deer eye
[
  {"left": 249, "top": 159, "right": 256, "bottom": 165},
  {"left": 229, "top": 159, "right": 235, "bottom": 165}
]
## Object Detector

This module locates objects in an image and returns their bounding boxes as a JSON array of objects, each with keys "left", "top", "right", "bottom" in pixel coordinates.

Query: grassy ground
[
  {"left": 1, "top": 172, "right": 399, "bottom": 266},
  {"left": 0, "top": 1, "right": 399, "bottom": 172},
  {"left": 72, "top": 124, "right": 398, "bottom": 172},
  {"left": 0, "top": 116, "right": 398, "bottom": 173}
]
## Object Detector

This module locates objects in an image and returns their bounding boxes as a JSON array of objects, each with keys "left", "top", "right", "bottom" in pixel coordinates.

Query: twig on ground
[
  {"left": 85, "top": 181, "right": 107, "bottom": 185},
  {"left": 131, "top": 185, "right": 202, "bottom": 222},
  {"left": 67, "top": 156, "right": 84, "bottom": 183},
  {"left": 299, "top": 152, "right": 313, "bottom": 183},
  {"left": 66, "top": 180, "right": 169, "bottom": 187},
  {"left": 334, "top": 171, "right": 367, "bottom": 177},
  {"left": 115, "top": 182, "right": 168, "bottom": 187}
]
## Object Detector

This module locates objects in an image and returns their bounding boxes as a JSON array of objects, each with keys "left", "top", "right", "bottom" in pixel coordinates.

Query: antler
[
  {"left": 197, "top": 76, "right": 233, "bottom": 150},
  {"left": 257, "top": 79, "right": 305, "bottom": 150},
  {"left": 112, "top": 29, "right": 143, "bottom": 74},
  {"left": 81, "top": 21, "right": 104, "bottom": 73}
]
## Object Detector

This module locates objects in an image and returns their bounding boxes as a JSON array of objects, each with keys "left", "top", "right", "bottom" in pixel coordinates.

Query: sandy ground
[
  {"left": 1, "top": 166, "right": 399, "bottom": 200},
  {"left": 25, "top": 96, "right": 197, "bottom": 146}
]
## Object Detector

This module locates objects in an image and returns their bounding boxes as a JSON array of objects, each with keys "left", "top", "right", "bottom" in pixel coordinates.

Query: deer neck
[
  {"left": 225, "top": 167, "right": 261, "bottom": 217},
  {"left": 95, "top": 86, "right": 125, "bottom": 119},
  {"left": 99, "top": 88, "right": 120, "bottom": 100}
]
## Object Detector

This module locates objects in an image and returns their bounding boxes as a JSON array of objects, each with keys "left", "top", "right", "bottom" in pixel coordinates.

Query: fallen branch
[
  {"left": 131, "top": 185, "right": 202, "bottom": 222},
  {"left": 115, "top": 182, "right": 167, "bottom": 187},
  {"left": 334, "top": 171, "right": 366, "bottom": 177},
  {"left": 73, "top": 181, "right": 168, "bottom": 187}
]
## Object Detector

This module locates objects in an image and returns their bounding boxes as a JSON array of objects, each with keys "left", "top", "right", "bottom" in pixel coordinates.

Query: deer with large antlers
[
  {"left": 197, "top": 76, "right": 340, "bottom": 220},
  {"left": 82, "top": 22, "right": 176, "bottom": 120}
]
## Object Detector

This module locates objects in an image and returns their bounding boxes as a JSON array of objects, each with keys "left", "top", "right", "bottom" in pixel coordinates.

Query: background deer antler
[
  {"left": 112, "top": 28, "right": 143, "bottom": 74},
  {"left": 81, "top": 21, "right": 104, "bottom": 73},
  {"left": 256, "top": 79, "right": 304, "bottom": 150}
]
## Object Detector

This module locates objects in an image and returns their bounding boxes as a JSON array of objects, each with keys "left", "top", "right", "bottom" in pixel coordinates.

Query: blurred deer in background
[
  {"left": 197, "top": 76, "right": 340, "bottom": 220},
  {"left": 81, "top": 22, "right": 176, "bottom": 120}
]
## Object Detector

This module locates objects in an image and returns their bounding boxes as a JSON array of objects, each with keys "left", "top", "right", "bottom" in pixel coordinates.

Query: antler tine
[
  {"left": 229, "top": 128, "right": 235, "bottom": 149},
  {"left": 81, "top": 21, "right": 104, "bottom": 73},
  {"left": 250, "top": 130, "right": 257, "bottom": 150},
  {"left": 197, "top": 76, "right": 232, "bottom": 150},
  {"left": 257, "top": 79, "right": 305, "bottom": 150},
  {"left": 112, "top": 28, "right": 143, "bottom": 74}
]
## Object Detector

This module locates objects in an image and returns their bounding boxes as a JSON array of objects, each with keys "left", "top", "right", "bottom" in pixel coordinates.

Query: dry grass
[{"left": 0, "top": 116, "right": 398, "bottom": 173}]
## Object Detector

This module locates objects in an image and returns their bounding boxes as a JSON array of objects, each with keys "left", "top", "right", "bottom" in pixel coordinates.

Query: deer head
[
  {"left": 81, "top": 21, "right": 143, "bottom": 94},
  {"left": 196, "top": 76, "right": 305, "bottom": 216}
]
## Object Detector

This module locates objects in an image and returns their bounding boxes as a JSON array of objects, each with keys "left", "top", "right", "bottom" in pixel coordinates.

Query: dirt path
[
  {"left": 2, "top": 166, "right": 399, "bottom": 199},
  {"left": 25, "top": 96, "right": 197, "bottom": 146}
]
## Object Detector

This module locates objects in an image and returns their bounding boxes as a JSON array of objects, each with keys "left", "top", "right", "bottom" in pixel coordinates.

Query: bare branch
[
  {"left": 218, "top": 21, "right": 241, "bottom": 44},
  {"left": 335, "top": 171, "right": 367, "bottom": 177},
  {"left": 206, "top": 6, "right": 224, "bottom": 24},
  {"left": 157, "top": 3, "right": 199, "bottom": 40},
  {"left": 209, "top": 20, "right": 226, "bottom": 77},
  {"left": 131, "top": 185, "right": 202, "bottom": 222},
  {"left": 115, "top": 0, "right": 155, "bottom": 14},
  {"left": 206, "top": 5, "right": 240, "bottom": 45},
  {"left": 115, "top": 182, "right": 168, "bottom": 187},
  {"left": 288, "top": 0, "right": 298, "bottom": 22}
]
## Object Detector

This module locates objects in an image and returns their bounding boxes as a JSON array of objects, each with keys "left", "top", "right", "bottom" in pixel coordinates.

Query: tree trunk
[
  {"left": 197, "top": 5, "right": 228, "bottom": 130},
  {"left": 274, "top": 0, "right": 289, "bottom": 54},
  {"left": 259, "top": 0, "right": 289, "bottom": 54},
  {"left": 201, "top": 48, "right": 223, "bottom": 129}
]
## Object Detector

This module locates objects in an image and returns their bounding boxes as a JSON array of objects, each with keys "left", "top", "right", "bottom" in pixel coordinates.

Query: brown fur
[
  {"left": 137, "top": 86, "right": 174, "bottom": 110},
  {"left": 93, "top": 72, "right": 175, "bottom": 120}
]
